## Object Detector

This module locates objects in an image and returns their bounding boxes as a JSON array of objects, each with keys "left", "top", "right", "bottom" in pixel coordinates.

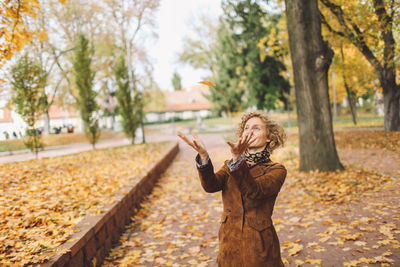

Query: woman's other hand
[
  {"left": 226, "top": 132, "right": 256, "bottom": 161},
  {"left": 177, "top": 131, "right": 209, "bottom": 163}
]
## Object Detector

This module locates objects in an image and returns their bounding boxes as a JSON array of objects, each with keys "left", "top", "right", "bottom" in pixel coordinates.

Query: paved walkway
[
  {"left": 101, "top": 134, "right": 399, "bottom": 267},
  {"left": 0, "top": 134, "right": 179, "bottom": 164}
]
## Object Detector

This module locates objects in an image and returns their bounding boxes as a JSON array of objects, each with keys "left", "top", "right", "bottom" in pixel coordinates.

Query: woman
[{"left": 177, "top": 111, "right": 287, "bottom": 267}]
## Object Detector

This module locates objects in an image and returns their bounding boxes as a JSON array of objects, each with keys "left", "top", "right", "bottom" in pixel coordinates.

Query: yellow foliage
[
  {"left": 320, "top": 0, "right": 399, "bottom": 100},
  {"left": 0, "top": 0, "right": 62, "bottom": 67}
]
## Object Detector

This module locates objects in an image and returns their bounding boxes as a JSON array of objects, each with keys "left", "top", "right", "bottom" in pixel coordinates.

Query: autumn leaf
[
  {"left": 37, "top": 30, "right": 48, "bottom": 42},
  {"left": 199, "top": 80, "right": 215, "bottom": 87}
]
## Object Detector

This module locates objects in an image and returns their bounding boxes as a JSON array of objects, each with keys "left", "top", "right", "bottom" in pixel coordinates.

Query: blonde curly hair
[{"left": 236, "top": 111, "right": 286, "bottom": 154}]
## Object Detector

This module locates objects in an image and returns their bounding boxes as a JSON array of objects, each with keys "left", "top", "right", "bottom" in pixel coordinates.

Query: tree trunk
[
  {"left": 44, "top": 110, "right": 51, "bottom": 134},
  {"left": 340, "top": 45, "right": 357, "bottom": 125},
  {"left": 285, "top": 0, "right": 343, "bottom": 172},
  {"left": 382, "top": 82, "right": 400, "bottom": 131}
]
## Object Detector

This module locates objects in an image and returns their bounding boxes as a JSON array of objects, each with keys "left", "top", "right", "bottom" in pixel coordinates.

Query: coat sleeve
[
  {"left": 230, "top": 161, "right": 286, "bottom": 200},
  {"left": 197, "top": 157, "right": 229, "bottom": 193}
]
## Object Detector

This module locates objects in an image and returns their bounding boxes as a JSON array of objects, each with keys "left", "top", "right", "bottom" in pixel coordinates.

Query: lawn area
[
  {"left": 0, "top": 141, "right": 171, "bottom": 265},
  {"left": 159, "top": 111, "right": 384, "bottom": 134},
  {"left": 0, "top": 111, "right": 385, "bottom": 153},
  {"left": 0, "top": 130, "right": 126, "bottom": 152}
]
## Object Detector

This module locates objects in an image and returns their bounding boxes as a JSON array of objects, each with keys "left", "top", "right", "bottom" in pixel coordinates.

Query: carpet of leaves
[
  {"left": 334, "top": 130, "right": 400, "bottom": 153},
  {"left": 102, "top": 147, "right": 224, "bottom": 267},
  {"left": 273, "top": 143, "right": 399, "bottom": 266},
  {"left": 0, "top": 142, "right": 170, "bottom": 265},
  {"left": 103, "top": 131, "right": 399, "bottom": 266}
]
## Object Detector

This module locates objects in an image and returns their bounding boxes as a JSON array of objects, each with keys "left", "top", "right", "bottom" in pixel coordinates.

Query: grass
[
  {"left": 0, "top": 111, "right": 384, "bottom": 153},
  {"left": 0, "top": 131, "right": 126, "bottom": 153}
]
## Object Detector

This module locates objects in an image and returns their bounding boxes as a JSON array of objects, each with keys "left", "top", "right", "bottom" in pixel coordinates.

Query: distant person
[
  {"left": 12, "top": 132, "right": 17, "bottom": 138},
  {"left": 178, "top": 110, "right": 287, "bottom": 267}
]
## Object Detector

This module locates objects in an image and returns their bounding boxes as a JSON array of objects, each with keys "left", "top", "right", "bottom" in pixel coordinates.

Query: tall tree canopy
[
  {"left": 171, "top": 71, "right": 182, "bottom": 91},
  {"left": 73, "top": 34, "right": 100, "bottom": 148},
  {"left": 224, "top": 0, "right": 290, "bottom": 110},
  {"left": 192, "top": 0, "right": 290, "bottom": 114},
  {"left": 11, "top": 54, "right": 47, "bottom": 156},
  {"left": 114, "top": 56, "right": 143, "bottom": 144},
  {"left": 208, "top": 20, "right": 245, "bottom": 116},
  {"left": 319, "top": 0, "right": 400, "bottom": 131},
  {"left": 0, "top": 0, "right": 47, "bottom": 69}
]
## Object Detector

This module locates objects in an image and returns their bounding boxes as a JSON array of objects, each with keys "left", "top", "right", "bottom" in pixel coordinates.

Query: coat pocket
[{"left": 247, "top": 216, "right": 272, "bottom": 232}]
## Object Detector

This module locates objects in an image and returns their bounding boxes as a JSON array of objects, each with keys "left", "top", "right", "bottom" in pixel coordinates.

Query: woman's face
[{"left": 242, "top": 117, "right": 270, "bottom": 152}]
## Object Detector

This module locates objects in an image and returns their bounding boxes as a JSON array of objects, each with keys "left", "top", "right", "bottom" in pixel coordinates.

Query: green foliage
[
  {"left": 208, "top": 21, "right": 245, "bottom": 116},
  {"left": 207, "top": 0, "right": 290, "bottom": 114},
  {"left": 73, "top": 34, "right": 100, "bottom": 148},
  {"left": 11, "top": 54, "right": 47, "bottom": 155},
  {"left": 223, "top": 0, "right": 290, "bottom": 110},
  {"left": 114, "top": 56, "right": 143, "bottom": 144},
  {"left": 171, "top": 71, "right": 182, "bottom": 91}
]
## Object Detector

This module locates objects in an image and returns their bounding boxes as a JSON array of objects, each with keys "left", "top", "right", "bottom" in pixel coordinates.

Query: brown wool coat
[{"left": 197, "top": 158, "right": 287, "bottom": 267}]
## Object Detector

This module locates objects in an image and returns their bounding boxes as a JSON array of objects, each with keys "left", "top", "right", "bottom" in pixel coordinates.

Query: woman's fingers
[
  {"left": 192, "top": 131, "right": 200, "bottom": 139},
  {"left": 192, "top": 131, "right": 206, "bottom": 150},
  {"left": 244, "top": 131, "right": 253, "bottom": 144},
  {"left": 226, "top": 141, "right": 235, "bottom": 149},
  {"left": 177, "top": 131, "right": 195, "bottom": 148},
  {"left": 248, "top": 135, "right": 257, "bottom": 145},
  {"left": 193, "top": 139, "right": 201, "bottom": 149}
]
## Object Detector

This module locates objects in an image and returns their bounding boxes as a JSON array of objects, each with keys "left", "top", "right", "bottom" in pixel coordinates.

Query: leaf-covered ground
[
  {"left": 0, "top": 142, "right": 170, "bottom": 265},
  {"left": 103, "top": 131, "right": 399, "bottom": 266},
  {"left": 334, "top": 130, "right": 400, "bottom": 153}
]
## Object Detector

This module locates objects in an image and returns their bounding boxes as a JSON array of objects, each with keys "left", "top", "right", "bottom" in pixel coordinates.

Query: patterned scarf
[{"left": 244, "top": 144, "right": 271, "bottom": 167}]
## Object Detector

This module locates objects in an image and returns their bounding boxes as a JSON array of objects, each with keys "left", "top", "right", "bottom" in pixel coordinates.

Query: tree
[
  {"left": 73, "top": 34, "right": 100, "bottom": 148},
  {"left": 171, "top": 71, "right": 182, "bottom": 91},
  {"left": 177, "top": 12, "right": 219, "bottom": 75},
  {"left": 319, "top": 0, "right": 400, "bottom": 131},
  {"left": 209, "top": 21, "right": 245, "bottom": 117},
  {"left": 114, "top": 56, "right": 142, "bottom": 144},
  {"left": 0, "top": 0, "right": 41, "bottom": 69},
  {"left": 11, "top": 54, "right": 47, "bottom": 156},
  {"left": 285, "top": 0, "right": 343, "bottom": 171},
  {"left": 224, "top": 0, "right": 290, "bottom": 110}
]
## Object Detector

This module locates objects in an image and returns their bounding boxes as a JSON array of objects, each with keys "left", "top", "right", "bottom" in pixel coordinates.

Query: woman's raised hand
[
  {"left": 177, "top": 131, "right": 209, "bottom": 163},
  {"left": 226, "top": 132, "right": 256, "bottom": 161}
]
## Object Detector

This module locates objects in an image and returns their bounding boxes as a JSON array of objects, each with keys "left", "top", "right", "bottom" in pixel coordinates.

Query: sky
[{"left": 152, "top": 0, "right": 222, "bottom": 91}]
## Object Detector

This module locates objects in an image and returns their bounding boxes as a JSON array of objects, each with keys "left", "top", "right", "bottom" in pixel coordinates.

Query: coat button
[
  {"left": 240, "top": 208, "right": 244, "bottom": 213},
  {"left": 227, "top": 208, "right": 232, "bottom": 212}
]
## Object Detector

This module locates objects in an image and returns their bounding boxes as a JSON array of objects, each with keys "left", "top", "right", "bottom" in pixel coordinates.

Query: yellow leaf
[
  {"left": 305, "top": 258, "right": 322, "bottom": 265},
  {"left": 188, "top": 259, "right": 199, "bottom": 265},
  {"left": 294, "top": 259, "right": 305, "bottom": 265},
  {"left": 37, "top": 30, "right": 47, "bottom": 42},
  {"left": 199, "top": 81, "right": 215, "bottom": 87}
]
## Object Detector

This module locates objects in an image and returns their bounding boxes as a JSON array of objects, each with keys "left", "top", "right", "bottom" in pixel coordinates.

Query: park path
[
  {"left": 1, "top": 130, "right": 398, "bottom": 266},
  {"left": 102, "top": 133, "right": 399, "bottom": 266},
  {"left": 0, "top": 134, "right": 177, "bottom": 164}
]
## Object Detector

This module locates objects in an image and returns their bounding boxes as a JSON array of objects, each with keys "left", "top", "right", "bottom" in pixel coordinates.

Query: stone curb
[{"left": 40, "top": 142, "right": 180, "bottom": 267}]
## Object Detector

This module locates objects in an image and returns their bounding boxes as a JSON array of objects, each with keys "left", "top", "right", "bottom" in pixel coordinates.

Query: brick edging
[{"left": 41, "top": 142, "right": 180, "bottom": 267}]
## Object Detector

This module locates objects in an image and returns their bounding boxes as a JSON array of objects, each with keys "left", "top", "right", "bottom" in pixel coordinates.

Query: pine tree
[
  {"left": 11, "top": 54, "right": 47, "bottom": 156},
  {"left": 114, "top": 56, "right": 143, "bottom": 144},
  {"left": 224, "top": 0, "right": 290, "bottom": 110},
  {"left": 208, "top": 20, "right": 245, "bottom": 117},
  {"left": 73, "top": 34, "right": 100, "bottom": 148},
  {"left": 172, "top": 71, "right": 182, "bottom": 91}
]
